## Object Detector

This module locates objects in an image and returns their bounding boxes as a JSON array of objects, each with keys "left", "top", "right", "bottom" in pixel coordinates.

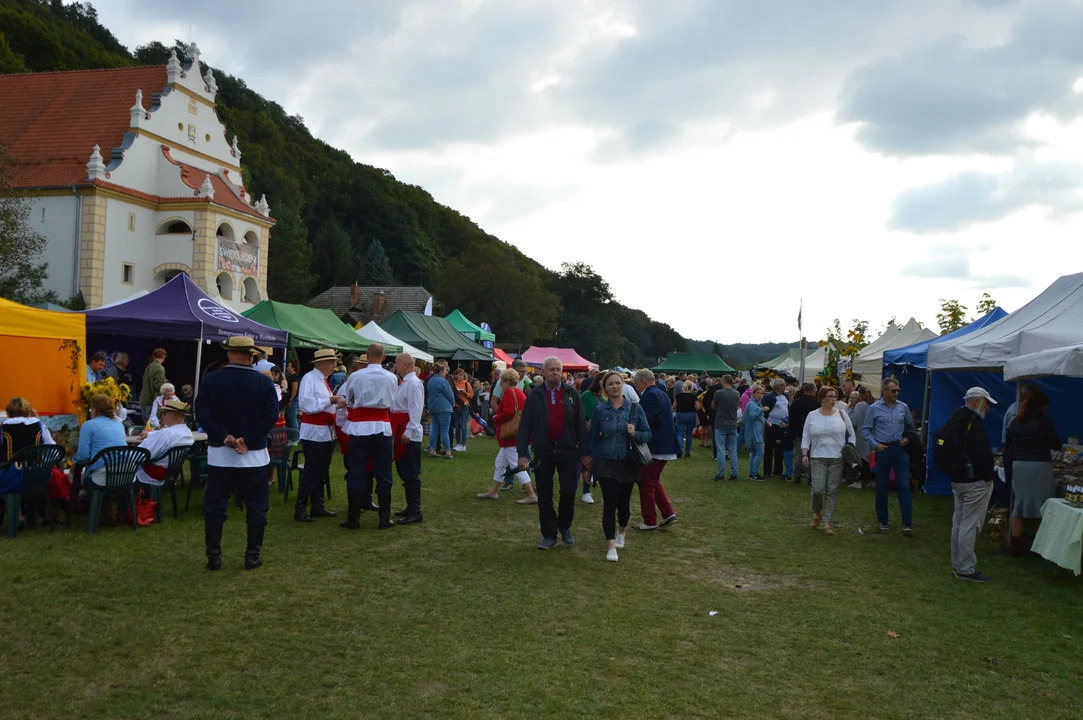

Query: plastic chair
[
  {"left": 1, "top": 444, "right": 66, "bottom": 539},
  {"left": 267, "top": 428, "right": 300, "bottom": 503},
  {"left": 84, "top": 446, "right": 150, "bottom": 534},
  {"left": 142, "top": 445, "right": 193, "bottom": 522}
]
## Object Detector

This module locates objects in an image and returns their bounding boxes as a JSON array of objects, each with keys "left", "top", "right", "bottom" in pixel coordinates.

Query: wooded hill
[{"left": 0, "top": 0, "right": 690, "bottom": 368}]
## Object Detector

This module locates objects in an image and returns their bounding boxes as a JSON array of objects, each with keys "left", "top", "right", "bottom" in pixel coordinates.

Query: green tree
[
  {"left": 936, "top": 299, "right": 968, "bottom": 335},
  {"left": 310, "top": 221, "right": 356, "bottom": 291},
  {"left": 0, "top": 143, "right": 56, "bottom": 304},
  {"left": 361, "top": 238, "right": 395, "bottom": 286},
  {"left": 265, "top": 202, "right": 314, "bottom": 303},
  {"left": 975, "top": 292, "right": 997, "bottom": 317}
]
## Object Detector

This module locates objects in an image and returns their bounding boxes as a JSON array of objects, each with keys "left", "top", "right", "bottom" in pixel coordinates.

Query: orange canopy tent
[{"left": 0, "top": 297, "right": 86, "bottom": 416}]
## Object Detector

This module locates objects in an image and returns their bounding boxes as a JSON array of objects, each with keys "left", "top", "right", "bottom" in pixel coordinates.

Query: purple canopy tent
[{"left": 83, "top": 273, "right": 288, "bottom": 394}]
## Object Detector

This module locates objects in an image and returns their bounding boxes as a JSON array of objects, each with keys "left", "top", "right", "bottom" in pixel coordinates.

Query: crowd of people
[{"left": 2, "top": 339, "right": 1070, "bottom": 582}]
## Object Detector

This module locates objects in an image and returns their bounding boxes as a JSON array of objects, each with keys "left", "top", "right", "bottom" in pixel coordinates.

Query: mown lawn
[{"left": 1, "top": 436, "right": 1081, "bottom": 719}]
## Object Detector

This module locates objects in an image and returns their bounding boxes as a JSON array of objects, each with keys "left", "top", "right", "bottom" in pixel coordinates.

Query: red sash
[
  {"left": 390, "top": 411, "right": 409, "bottom": 462},
  {"left": 347, "top": 407, "right": 391, "bottom": 422},
  {"left": 301, "top": 412, "right": 336, "bottom": 425},
  {"left": 141, "top": 462, "right": 167, "bottom": 481}
]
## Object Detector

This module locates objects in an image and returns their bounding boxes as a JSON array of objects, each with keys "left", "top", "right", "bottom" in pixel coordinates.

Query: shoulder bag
[
  {"left": 629, "top": 405, "right": 653, "bottom": 466},
  {"left": 499, "top": 391, "right": 522, "bottom": 442}
]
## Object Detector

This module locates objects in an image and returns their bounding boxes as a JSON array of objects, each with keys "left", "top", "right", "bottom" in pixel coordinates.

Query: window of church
[
  {"left": 127, "top": 213, "right": 136, "bottom": 231},
  {"left": 242, "top": 277, "right": 260, "bottom": 304},
  {"left": 121, "top": 263, "right": 134, "bottom": 285},
  {"left": 216, "top": 272, "right": 233, "bottom": 300},
  {"left": 157, "top": 219, "right": 193, "bottom": 235}
]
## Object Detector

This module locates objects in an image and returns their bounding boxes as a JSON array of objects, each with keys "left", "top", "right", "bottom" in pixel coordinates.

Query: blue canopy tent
[{"left": 883, "top": 308, "right": 1008, "bottom": 412}]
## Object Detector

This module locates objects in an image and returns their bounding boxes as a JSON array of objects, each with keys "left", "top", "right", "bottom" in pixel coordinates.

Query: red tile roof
[
  {"left": 0, "top": 65, "right": 167, "bottom": 187},
  {"left": 161, "top": 145, "right": 268, "bottom": 221}
]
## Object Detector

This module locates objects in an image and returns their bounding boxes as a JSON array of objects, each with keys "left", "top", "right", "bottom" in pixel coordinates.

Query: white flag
[{"left": 423, "top": 296, "right": 433, "bottom": 316}]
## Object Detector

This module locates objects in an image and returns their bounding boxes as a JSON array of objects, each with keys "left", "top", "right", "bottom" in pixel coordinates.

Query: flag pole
[{"left": 798, "top": 299, "right": 806, "bottom": 385}]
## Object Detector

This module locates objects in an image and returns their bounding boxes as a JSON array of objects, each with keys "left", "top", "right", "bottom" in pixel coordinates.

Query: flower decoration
[{"left": 77, "top": 376, "right": 131, "bottom": 415}]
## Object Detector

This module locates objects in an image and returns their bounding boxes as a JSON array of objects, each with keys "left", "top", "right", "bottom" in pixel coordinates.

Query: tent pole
[
  {"left": 921, "top": 368, "right": 931, "bottom": 433},
  {"left": 798, "top": 337, "right": 807, "bottom": 386},
  {"left": 194, "top": 339, "right": 204, "bottom": 399}
]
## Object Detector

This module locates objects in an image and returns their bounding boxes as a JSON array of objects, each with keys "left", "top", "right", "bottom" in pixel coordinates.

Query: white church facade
[{"left": 0, "top": 44, "right": 273, "bottom": 310}]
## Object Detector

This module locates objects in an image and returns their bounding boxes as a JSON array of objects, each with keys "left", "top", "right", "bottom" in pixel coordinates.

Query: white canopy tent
[
  {"left": 852, "top": 318, "right": 937, "bottom": 392},
  {"left": 356, "top": 321, "right": 434, "bottom": 363},
  {"left": 775, "top": 346, "right": 829, "bottom": 382},
  {"left": 928, "top": 271, "right": 1083, "bottom": 371},
  {"left": 1004, "top": 344, "right": 1083, "bottom": 381}
]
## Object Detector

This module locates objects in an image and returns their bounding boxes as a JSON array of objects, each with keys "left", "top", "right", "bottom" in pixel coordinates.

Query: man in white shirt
[
  {"left": 134, "top": 398, "right": 194, "bottom": 487},
  {"left": 253, "top": 347, "right": 275, "bottom": 373},
  {"left": 294, "top": 348, "right": 342, "bottom": 523},
  {"left": 338, "top": 342, "right": 399, "bottom": 530},
  {"left": 392, "top": 353, "right": 426, "bottom": 525}
]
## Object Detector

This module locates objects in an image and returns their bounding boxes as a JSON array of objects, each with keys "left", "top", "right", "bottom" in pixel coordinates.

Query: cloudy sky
[{"left": 94, "top": 0, "right": 1083, "bottom": 343}]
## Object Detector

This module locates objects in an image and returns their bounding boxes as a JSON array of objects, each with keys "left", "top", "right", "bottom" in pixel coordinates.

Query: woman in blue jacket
[
  {"left": 744, "top": 385, "right": 766, "bottom": 480},
  {"left": 588, "top": 371, "right": 651, "bottom": 562},
  {"left": 426, "top": 364, "right": 455, "bottom": 459}
]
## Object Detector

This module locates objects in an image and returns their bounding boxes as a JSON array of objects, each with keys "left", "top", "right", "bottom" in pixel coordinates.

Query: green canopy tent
[
  {"left": 652, "top": 352, "right": 736, "bottom": 376},
  {"left": 445, "top": 309, "right": 496, "bottom": 343},
  {"left": 31, "top": 301, "right": 73, "bottom": 312},
  {"left": 243, "top": 300, "right": 400, "bottom": 354},
  {"left": 380, "top": 311, "right": 493, "bottom": 362}
]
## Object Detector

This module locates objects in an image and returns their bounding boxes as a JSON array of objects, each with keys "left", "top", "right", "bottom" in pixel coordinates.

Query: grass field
[{"left": 2, "top": 436, "right": 1081, "bottom": 719}]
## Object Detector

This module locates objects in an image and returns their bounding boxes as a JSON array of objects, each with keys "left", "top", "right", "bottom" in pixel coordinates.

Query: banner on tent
[{"left": 217, "top": 238, "right": 259, "bottom": 276}]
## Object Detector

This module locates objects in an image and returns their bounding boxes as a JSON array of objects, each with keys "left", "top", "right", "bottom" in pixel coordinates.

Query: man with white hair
[
  {"left": 516, "top": 356, "right": 590, "bottom": 550},
  {"left": 942, "top": 387, "right": 997, "bottom": 583},
  {"left": 392, "top": 352, "right": 426, "bottom": 525}
]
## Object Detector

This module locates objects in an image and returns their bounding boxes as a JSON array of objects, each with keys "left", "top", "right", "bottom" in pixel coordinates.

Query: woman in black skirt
[{"left": 587, "top": 371, "right": 652, "bottom": 562}]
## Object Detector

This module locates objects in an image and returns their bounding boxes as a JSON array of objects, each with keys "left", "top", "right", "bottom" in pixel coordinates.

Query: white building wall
[
  {"left": 151, "top": 211, "right": 197, "bottom": 272},
  {"left": 30, "top": 195, "right": 81, "bottom": 300},
  {"left": 100, "top": 198, "right": 159, "bottom": 306}
]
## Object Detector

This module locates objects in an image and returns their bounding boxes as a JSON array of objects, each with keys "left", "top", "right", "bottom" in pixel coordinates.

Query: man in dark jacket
[
  {"left": 517, "top": 357, "right": 590, "bottom": 550},
  {"left": 788, "top": 383, "right": 820, "bottom": 483},
  {"left": 195, "top": 336, "right": 281, "bottom": 571},
  {"left": 632, "top": 369, "right": 679, "bottom": 530},
  {"left": 948, "top": 387, "right": 997, "bottom": 583}
]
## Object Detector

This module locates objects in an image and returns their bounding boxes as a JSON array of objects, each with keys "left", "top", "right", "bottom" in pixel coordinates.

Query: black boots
[
  {"left": 378, "top": 493, "right": 394, "bottom": 530},
  {"left": 360, "top": 497, "right": 379, "bottom": 512},
  {"left": 398, "top": 487, "right": 423, "bottom": 525},
  {"left": 294, "top": 499, "right": 313, "bottom": 523},
  {"left": 205, "top": 524, "right": 223, "bottom": 571},
  {"left": 339, "top": 497, "right": 362, "bottom": 530},
  {"left": 309, "top": 503, "right": 338, "bottom": 518},
  {"left": 245, "top": 525, "right": 264, "bottom": 570}
]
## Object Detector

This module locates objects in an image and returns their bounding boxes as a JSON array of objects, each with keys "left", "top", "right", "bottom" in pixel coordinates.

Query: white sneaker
[
  {"left": 453, "top": 445, "right": 465, "bottom": 452},
  {"left": 638, "top": 523, "right": 658, "bottom": 531},
  {"left": 848, "top": 482, "right": 863, "bottom": 489},
  {"left": 476, "top": 492, "right": 499, "bottom": 500},
  {"left": 582, "top": 492, "right": 595, "bottom": 505},
  {"left": 606, "top": 548, "right": 618, "bottom": 562},
  {"left": 615, "top": 530, "right": 625, "bottom": 549}
]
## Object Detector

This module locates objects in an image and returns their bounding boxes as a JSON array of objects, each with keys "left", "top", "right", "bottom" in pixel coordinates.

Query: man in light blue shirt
[
  {"left": 861, "top": 378, "right": 915, "bottom": 533},
  {"left": 86, "top": 351, "right": 107, "bottom": 384}
]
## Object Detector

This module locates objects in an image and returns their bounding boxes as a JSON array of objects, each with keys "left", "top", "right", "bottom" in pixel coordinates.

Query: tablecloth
[{"left": 1032, "top": 499, "right": 1083, "bottom": 576}]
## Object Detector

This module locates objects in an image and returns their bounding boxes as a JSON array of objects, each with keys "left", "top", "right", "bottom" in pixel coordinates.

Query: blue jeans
[
  {"left": 675, "top": 412, "right": 696, "bottom": 455},
  {"left": 748, "top": 440, "right": 764, "bottom": 477},
  {"left": 714, "top": 428, "right": 739, "bottom": 477},
  {"left": 428, "top": 411, "right": 451, "bottom": 454},
  {"left": 782, "top": 448, "right": 794, "bottom": 478},
  {"left": 454, "top": 406, "right": 471, "bottom": 447},
  {"left": 285, "top": 399, "right": 299, "bottom": 431},
  {"left": 874, "top": 445, "right": 912, "bottom": 527}
]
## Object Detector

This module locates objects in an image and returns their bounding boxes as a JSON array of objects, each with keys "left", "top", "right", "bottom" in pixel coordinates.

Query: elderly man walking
[
  {"left": 392, "top": 353, "right": 426, "bottom": 524},
  {"left": 632, "top": 369, "right": 679, "bottom": 530},
  {"left": 944, "top": 387, "right": 998, "bottom": 582},
  {"left": 517, "top": 356, "right": 590, "bottom": 550},
  {"left": 862, "top": 378, "right": 915, "bottom": 533}
]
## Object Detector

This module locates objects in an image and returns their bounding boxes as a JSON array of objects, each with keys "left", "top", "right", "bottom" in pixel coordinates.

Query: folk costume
[
  {"left": 295, "top": 348, "right": 341, "bottom": 522},
  {"left": 195, "top": 336, "right": 281, "bottom": 570},
  {"left": 392, "top": 369, "right": 425, "bottom": 524},
  {"left": 339, "top": 361, "right": 398, "bottom": 529}
]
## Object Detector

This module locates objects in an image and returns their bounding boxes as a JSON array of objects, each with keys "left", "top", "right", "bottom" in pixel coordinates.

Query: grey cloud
[
  {"left": 890, "top": 161, "right": 1083, "bottom": 233},
  {"left": 901, "top": 256, "right": 970, "bottom": 279},
  {"left": 839, "top": 2, "right": 1083, "bottom": 156},
  {"left": 968, "top": 274, "right": 1032, "bottom": 288}
]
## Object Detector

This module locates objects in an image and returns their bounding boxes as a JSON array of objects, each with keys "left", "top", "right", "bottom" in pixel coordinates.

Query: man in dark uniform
[{"left": 195, "top": 336, "right": 281, "bottom": 571}]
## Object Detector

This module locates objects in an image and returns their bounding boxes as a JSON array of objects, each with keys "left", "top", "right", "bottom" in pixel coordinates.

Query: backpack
[{"left": 931, "top": 415, "right": 971, "bottom": 475}]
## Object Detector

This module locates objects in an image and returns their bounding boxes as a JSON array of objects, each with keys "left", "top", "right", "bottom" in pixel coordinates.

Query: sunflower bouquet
[{"left": 78, "top": 375, "right": 131, "bottom": 415}]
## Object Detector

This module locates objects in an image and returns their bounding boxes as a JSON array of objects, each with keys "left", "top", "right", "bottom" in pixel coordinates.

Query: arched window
[
  {"left": 242, "top": 277, "right": 260, "bottom": 303},
  {"left": 156, "top": 219, "right": 193, "bottom": 235},
  {"left": 243, "top": 230, "right": 259, "bottom": 245},
  {"left": 216, "top": 272, "right": 234, "bottom": 300},
  {"left": 216, "top": 222, "right": 235, "bottom": 241},
  {"left": 154, "top": 268, "right": 188, "bottom": 287}
]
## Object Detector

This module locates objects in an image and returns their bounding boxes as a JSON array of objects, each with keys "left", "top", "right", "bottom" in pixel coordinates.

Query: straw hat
[
  {"left": 222, "top": 336, "right": 258, "bottom": 353},
  {"left": 351, "top": 353, "right": 369, "bottom": 367},
  {"left": 313, "top": 348, "right": 340, "bottom": 363},
  {"left": 161, "top": 398, "right": 191, "bottom": 415}
]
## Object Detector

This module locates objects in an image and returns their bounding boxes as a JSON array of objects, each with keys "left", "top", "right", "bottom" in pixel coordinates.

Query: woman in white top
[
  {"left": 801, "top": 386, "right": 855, "bottom": 535},
  {"left": 147, "top": 383, "right": 176, "bottom": 429}
]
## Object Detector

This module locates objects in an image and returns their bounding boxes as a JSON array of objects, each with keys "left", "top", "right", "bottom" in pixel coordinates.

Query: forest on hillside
[{"left": 0, "top": 1, "right": 815, "bottom": 367}]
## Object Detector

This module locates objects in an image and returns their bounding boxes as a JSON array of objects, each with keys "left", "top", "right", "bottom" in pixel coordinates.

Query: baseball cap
[{"left": 964, "top": 387, "right": 997, "bottom": 405}]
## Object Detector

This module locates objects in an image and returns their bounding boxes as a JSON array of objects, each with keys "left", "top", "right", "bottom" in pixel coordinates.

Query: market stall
[
  {"left": 445, "top": 309, "right": 496, "bottom": 344},
  {"left": 356, "top": 321, "right": 432, "bottom": 363},
  {"left": 520, "top": 346, "right": 598, "bottom": 373},
  {"left": 852, "top": 318, "right": 937, "bottom": 394},
  {"left": 379, "top": 311, "right": 492, "bottom": 362},
  {"left": 244, "top": 300, "right": 393, "bottom": 354},
  {"left": 0, "top": 297, "right": 86, "bottom": 417},
  {"left": 652, "top": 352, "right": 735, "bottom": 376}
]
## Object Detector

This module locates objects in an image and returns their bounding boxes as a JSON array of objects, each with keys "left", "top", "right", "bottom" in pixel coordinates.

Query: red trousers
[{"left": 639, "top": 459, "right": 675, "bottom": 525}]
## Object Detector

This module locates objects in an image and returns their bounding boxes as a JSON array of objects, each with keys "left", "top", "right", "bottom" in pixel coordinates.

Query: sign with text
[{"left": 217, "top": 238, "right": 258, "bottom": 276}]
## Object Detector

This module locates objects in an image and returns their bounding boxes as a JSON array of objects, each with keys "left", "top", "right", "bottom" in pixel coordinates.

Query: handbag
[
  {"left": 841, "top": 443, "right": 862, "bottom": 469},
  {"left": 630, "top": 438, "right": 652, "bottom": 466},
  {"left": 498, "top": 392, "right": 521, "bottom": 442}
]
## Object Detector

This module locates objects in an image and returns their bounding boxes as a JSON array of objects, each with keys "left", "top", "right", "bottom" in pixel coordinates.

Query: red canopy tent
[
  {"left": 493, "top": 347, "right": 514, "bottom": 365},
  {"left": 520, "top": 346, "right": 598, "bottom": 373}
]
